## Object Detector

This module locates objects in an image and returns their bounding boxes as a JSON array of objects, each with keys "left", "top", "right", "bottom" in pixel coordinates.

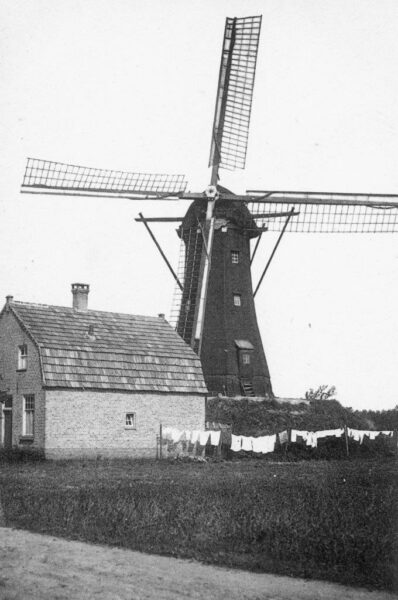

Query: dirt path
[{"left": 0, "top": 528, "right": 395, "bottom": 600}]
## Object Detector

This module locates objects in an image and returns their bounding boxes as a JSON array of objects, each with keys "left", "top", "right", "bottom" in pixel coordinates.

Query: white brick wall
[{"left": 45, "top": 389, "right": 205, "bottom": 458}]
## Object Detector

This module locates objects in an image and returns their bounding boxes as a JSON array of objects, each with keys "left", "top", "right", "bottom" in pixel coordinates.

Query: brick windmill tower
[{"left": 21, "top": 16, "right": 398, "bottom": 397}]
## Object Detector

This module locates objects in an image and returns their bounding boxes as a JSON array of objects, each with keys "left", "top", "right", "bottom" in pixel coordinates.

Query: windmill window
[
  {"left": 231, "top": 251, "right": 240, "bottom": 264},
  {"left": 18, "top": 345, "right": 28, "bottom": 370},
  {"left": 233, "top": 294, "right": 241, "bottom": 307},
  {"left": 23, "top": 395, "right": 34, "bottom": 437},
  {"left": 125, "top": 413, "right": 136, "bottom": 429},
  {"left": 242, "top": 353, "right": 251, "bottom": 365}
]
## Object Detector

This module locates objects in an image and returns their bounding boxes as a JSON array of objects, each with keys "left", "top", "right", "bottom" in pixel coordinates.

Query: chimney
[
  {"left": 5, "top": 295, "right": 13, "bottom": 312},
  {"left": 71, "top": 283, "right": 89, "bottom": 311}
]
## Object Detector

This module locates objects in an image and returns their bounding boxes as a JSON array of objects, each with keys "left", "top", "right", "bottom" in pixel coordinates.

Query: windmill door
[
  {"left": 239, "top": 349, "right": 253, "bottom": 379},
  {"left": 3, "top": 396, "right": 12, "bottom": 449},
  {"left": 235, "top": 340, "right": 254, "bottom": 380}
]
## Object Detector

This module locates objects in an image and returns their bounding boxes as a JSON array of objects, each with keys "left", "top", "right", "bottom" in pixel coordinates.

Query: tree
[{"left": 305, "top": 385, "right": 337, "bottom": 402}]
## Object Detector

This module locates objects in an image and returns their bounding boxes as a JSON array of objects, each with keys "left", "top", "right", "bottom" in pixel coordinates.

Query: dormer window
[{"left": 18, "top": 345, "right": 27, "bottom": 370}]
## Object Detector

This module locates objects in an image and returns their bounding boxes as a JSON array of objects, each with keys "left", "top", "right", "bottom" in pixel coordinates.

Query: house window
[
  {"left": 23, "top": 395, "right": 34, "bottom": 436},
  {"left": 125, "top": 413, "right": 136, "bottom": 429},
  {"left": 18, "top": 345, "right": 27, "bottom": 370},
  {"left": 242, "top": 353, "right": 251, "bottom": 365},
  {"left": 233, "top": 294, "right": 241, "bottom": 307},
  {"left": 231, "top": 251, "right": 240, "bottom": 264}
]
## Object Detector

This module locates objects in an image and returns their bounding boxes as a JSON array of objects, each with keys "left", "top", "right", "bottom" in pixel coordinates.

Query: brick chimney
[
  {"left": 71, "top": 283, "right": 89, "bottom": 310},
  {"left": 5, "top": 295, "right": 13, "bottom": 312}
]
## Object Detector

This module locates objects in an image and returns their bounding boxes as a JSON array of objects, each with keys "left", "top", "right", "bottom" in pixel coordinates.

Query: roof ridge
[{"left": 10, "top": 300, "right": 164, "bottom": 321}]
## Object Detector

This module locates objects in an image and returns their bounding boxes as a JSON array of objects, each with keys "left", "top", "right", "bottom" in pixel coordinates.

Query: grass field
[{"left": 0, "top": 457, "right": 397, "bottom": 591}]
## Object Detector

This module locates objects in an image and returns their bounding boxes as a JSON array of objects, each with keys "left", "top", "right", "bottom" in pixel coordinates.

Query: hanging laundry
[
  {"left": 171, "top": 428, "right": 183, "bottom": 443},
  {"left": 252, "top": 434, "right": 276, "bottom": 454},
  {"left": 252, "top": 436, "right": 266, "bottom": 453},
  {"left": 210, "top": 430, "right": 221, "bottom": 446},
  {"left": 265, "top": 434, "right": 277, "bottom": 453},
  {"left": 278, "top": 430, "right": 289, "bottom": 444},
  {"left": 241, "top": 436, "right": 254, "bottom": 452},
  {"left": 305, "top": 432, "right": 318, "bottom": 448},
  {"left": 230, "top": 434, "right": 242, "bottom": 452},
  {"left": 162, "top": 427, "right": 173, "bottom": 440},
  {"left": 190, "top": 430, "right": 200, "bottom": 444},
  {"left": 291, "top": 430, "right": 309, "bottom": 443},
  {"left": 381, "top": 431, "right": 393, "bottom": 437},
  {"left": 316, "top": 429, "right": 344, "bottom": 439},
  {"left": 199, "top": 431, "right": 210, "bottom": 446},
  {"left": 347, "top": 429, "right": 367, "bottom": 444},
  {"left": 220, "top": 427, "right": 232, "bottom": 445}
]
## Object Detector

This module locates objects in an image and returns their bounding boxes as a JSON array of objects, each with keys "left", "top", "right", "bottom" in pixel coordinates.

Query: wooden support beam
[
  {"left": 135, "top": 217, "right": 183, "bottom": 222},
  {"left": 250, "top": 231, "right": 263, "bottom": 265},
  {"left": 138, "top": 212, "right": 183, "bottom": 292},
  {"left": 253, "top": 207, "right": 296, "bottom": 298}
]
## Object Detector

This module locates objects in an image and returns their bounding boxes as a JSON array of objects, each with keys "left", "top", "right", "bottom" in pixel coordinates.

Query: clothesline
[
  {"left": 232, "top": 428, "right": 395, "bottom": 453},
  {"left": 161, "top": 426, "right": 396, "bottom": 455},
  {"left": 162, "top": 427, "right": 221, "bottom": 447}
]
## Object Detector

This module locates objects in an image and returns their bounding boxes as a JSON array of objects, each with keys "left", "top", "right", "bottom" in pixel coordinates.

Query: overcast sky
[{"left": 1, "top": 0, "right": 397, "bottom": 410}]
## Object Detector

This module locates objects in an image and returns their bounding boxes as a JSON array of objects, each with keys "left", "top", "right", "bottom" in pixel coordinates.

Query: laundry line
[
  {"left": 158, "top": 425, "right": 396, "bottom": 459},
  {"left": 231, "top": 428, "right": 396, "bottom": 453},
  {"left": 161, "top": 426, "right": 221, "bottom": 447}
]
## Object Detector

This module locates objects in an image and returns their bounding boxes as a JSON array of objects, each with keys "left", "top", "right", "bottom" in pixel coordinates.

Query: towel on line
[
  {"left": 210, "top": 430, "right": 221, "bottom": 446},
  {"left": 231, "top": 434, "right": 242, "bottom": 452}
]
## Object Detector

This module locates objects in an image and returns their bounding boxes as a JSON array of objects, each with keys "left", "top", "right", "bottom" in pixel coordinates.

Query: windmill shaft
[{"left": 194, "top": 218, "right": 215, "bottom": 355}]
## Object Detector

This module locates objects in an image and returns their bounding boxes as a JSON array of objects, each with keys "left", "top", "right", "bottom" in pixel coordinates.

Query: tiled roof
[{"left": 10, "top": 302, "right": 207, "bottom": 394}]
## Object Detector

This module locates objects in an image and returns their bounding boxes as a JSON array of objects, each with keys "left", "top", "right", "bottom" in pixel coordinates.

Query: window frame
[
  {"left": 17, "top": 344, "right": 28, "bottom": 371},
  {"left": 242, "top": 352, "right": 251, "bottom": 365},
  {"left": 22, "top": 394, "right": 35, "bottom": 437},
  {"left": 125, "top": 412, "right": 136, "bottom": 430},
  {"left": 231, "top": 250, "right": 240, "bottom": 264},
  {"left": 233, "top": 293, "right": 242, "bottom": 307}
]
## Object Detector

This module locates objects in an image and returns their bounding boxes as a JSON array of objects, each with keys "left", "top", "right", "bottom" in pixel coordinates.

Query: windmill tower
[{"left": 21, "top": 16, "right": 398, "bottom": 398}]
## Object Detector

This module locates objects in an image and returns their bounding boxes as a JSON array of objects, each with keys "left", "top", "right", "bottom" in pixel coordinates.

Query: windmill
[{"left": 21, "top": 15, "right": 398, "bottom": 398}]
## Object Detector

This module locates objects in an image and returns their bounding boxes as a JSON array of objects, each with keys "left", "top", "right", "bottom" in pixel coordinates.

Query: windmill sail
[
  {"left": 209, "top": 16, "right": 262, "bottom": 172},
  {"left": 247, "top": 191, "right": 398, "bottom": 233},
  {"left": 21, "top": 158, "right": 188, "bottom": 199}
]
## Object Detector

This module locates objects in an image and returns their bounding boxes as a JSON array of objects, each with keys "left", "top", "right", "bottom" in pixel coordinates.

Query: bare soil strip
[{"left": 0, "top": 528, "right": 395, "bottom": 600}]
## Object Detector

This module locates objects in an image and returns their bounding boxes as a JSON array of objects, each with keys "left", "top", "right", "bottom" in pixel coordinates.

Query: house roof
[{"left": 8, "top": 301, "right": 207, "bottom": 395}]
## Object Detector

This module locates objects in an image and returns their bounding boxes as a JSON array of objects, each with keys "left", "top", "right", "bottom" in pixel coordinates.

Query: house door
[{"left": 3, "top": 396, "right": 12, "bottom": 449}]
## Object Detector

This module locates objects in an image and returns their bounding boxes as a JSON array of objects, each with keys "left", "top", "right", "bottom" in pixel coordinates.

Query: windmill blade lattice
[
  {"left": 21, "top": 158, "right": 188, "bottom": 199},
  {"left": 248, "top": 191, "right": 398, "bottom": 233},
  {"left": 209, "top": 16, "right": 262, "bottom": 171},
  {"left": 169, "top": 227, "right": 203, "bottom": 338}
]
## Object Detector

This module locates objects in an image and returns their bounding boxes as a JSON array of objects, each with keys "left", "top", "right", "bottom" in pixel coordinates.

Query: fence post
[
  {"left": 285, "top": 428, "right": 291, "bottom": 456},
  {"left": 344, "top": 425, "right": 350, "bottom": 457},
  {"left": 159, "top": 423, "right": 163, "bottom": 460}
]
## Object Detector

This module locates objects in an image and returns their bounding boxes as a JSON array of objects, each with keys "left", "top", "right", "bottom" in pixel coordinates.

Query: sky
[{"left": 0, "top": 0, "right": 397, "bottom": 410}]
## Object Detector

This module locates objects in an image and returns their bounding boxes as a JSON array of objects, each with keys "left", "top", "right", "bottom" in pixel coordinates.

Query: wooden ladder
[{"left": 241, "top": 378, "right": 255, "bottom": 397}]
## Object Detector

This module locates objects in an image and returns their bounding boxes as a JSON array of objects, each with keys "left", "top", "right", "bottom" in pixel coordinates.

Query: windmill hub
[{"left": 205, "top": 185, "right": 219, "bottom": 200}]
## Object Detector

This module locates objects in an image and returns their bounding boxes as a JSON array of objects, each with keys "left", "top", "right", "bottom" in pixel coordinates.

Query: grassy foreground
[{"left": 0, "top": 458, "right": 397, "bottom": 591}]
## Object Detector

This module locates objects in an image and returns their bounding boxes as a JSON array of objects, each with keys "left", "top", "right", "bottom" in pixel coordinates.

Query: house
[{"left": 0, "top": 284, "right": 207, "bottom": 458}]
